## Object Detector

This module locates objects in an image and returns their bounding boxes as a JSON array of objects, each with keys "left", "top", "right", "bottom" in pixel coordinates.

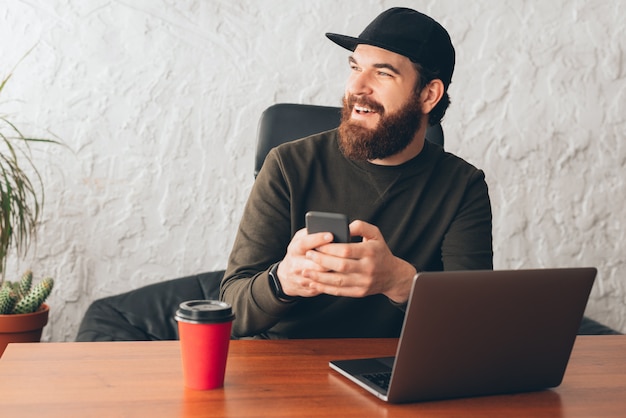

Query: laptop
[{"left": 329, "top": 267, "right": 596, "bottom": 403}]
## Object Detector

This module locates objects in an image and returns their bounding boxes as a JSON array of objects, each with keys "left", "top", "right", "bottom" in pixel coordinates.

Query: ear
[{"left": 420, "top": 79, "right": 445, "bottom": 115}]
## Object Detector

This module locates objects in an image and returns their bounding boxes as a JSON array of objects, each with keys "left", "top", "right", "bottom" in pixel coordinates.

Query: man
[
  {"left": 76, "top": 8, "right": 616, "bottom": 343},
  {"left": 220, "top": 8, "right": 493, "bottom": 339}
]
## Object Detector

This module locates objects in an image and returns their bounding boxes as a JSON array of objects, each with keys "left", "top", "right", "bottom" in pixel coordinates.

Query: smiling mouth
[{"left": 354, "top": 105, "right": 376, "bottom": 114}]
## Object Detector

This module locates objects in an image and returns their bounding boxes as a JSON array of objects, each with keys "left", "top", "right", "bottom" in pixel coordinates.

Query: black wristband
[{"left": 268, "top": 262, "right": 298, "bottom": 302}]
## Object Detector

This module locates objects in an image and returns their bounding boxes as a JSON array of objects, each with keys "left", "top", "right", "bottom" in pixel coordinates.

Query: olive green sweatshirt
[{"left": 221, "top": 129, "right": 492, "bottom": 339}]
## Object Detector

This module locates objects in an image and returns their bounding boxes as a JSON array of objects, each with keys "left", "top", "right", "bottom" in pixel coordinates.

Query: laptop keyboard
[{"left": 362, "top": 372, "right": 392, "bottom": 391}]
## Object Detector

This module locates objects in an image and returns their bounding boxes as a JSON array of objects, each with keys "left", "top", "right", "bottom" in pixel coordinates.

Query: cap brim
[
  {"left": 326, "top": 33, "right": 361, "bottom": 52},
  {"left": 326, "top": 32, "right": 416, "bottom": 64}
]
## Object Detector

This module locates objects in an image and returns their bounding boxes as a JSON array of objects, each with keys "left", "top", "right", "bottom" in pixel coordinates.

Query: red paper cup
[{"left": 175, "top": 300, "right": 235, "bottom": 390}]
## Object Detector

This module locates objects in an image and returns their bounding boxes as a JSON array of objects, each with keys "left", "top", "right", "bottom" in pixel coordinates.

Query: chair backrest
[{"left": 254, "top": 103, "right": 444, "bottom": 177}]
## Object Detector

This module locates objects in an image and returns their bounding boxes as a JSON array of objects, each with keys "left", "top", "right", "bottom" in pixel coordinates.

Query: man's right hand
[{"left": 275, "top": 227, "right": 335, "bottom": 298}]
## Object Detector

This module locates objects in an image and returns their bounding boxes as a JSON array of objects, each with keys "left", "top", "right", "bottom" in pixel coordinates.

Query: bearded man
[{"left": 221, "top": 8, "right": 493, "bottom": 339}]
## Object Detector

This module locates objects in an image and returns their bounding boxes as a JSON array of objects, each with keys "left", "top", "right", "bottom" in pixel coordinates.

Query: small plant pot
[{"left": 0, "top": 303, "right": 49, "bottom": 357}]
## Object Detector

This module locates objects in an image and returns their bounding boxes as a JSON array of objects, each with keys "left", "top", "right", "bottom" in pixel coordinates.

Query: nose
[{"left": 346, "top": 70, "right": 373, "bottom": 96}]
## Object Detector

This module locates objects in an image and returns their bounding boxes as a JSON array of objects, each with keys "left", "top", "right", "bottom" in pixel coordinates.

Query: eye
[{"left": 377, "top": 70, "right": 392, "bottom": 78}]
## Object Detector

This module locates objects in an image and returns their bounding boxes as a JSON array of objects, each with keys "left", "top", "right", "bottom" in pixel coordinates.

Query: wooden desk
[{"left": 0, "top": 336, "right": 624, "bottom": 417}]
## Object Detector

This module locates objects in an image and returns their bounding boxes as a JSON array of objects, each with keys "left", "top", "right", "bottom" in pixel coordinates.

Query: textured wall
[{"left": 0, "top": 0, "right": 624, "bottom": 341}]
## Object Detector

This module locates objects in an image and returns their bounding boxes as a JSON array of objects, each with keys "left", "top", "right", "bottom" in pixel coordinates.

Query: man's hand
[
  {"left": 275, "top": 227, "right": 336, "bottom": 299},
  {"left": 300, "top": 220, "right": 417, "bottom": 303}
]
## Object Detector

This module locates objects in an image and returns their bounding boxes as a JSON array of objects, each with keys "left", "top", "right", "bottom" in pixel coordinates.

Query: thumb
[{"left": 349, "top": 220, "right": 382, "bottom": 242}]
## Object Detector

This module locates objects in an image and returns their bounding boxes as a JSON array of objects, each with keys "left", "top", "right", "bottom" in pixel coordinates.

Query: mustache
[{"left": 345, "top": 94, "right": 385, "bottom": 114}]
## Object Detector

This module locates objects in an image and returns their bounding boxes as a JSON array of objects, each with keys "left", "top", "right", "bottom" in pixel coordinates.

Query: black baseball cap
[{"left": 326, "top": 7, "right": 455, "bottom": 89}]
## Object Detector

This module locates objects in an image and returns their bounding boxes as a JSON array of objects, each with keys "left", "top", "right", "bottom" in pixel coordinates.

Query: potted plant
[
  {"left": 0, "top": 60, "right": 58, "bottom": 356},
  {"left": 0, "top": 270, "right": 53, "bottom": 356}
]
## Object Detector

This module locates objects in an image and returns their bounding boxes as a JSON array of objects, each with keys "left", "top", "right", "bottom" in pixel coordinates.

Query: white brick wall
[{"left": 0, "top": 0, "right": 623, "bottom": 341}]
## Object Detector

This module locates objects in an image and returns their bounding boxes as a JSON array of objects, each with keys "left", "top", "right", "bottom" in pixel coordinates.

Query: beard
[{"left": 338, "top": 93, "right": 424, "bottom": 161}]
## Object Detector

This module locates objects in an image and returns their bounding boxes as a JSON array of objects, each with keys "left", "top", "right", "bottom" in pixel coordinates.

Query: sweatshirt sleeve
[
  {"left": 441, "top": 168, "right": 493, "bottom": 270},
  {"left": 220, "top": 148, "right": 298, "bottom": 338}
]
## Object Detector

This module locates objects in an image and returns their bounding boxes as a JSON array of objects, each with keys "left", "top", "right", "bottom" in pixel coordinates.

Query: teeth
[{"left": 355, "top": 105, "right": 372, "bottom": 113}]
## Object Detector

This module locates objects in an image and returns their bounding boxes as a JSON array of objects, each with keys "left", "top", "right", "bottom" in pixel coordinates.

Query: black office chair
[
  {"left": 254, "top": 103, "right": 444, "bottom": 177},
  {"left": 76, "top": 103, "right": 621, "bottom": 341}
]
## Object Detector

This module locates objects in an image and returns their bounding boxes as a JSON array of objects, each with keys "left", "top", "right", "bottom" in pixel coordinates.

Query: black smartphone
[{"left": 305, "top": 211, "right": 350, "bottom": 243}]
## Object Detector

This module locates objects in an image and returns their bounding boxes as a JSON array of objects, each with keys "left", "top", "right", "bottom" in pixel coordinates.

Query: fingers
[
  {"left": 302, "top": 220, "right": 381, "bottom": 276},
  {"left": 278, "top": 221, "right": 397, "bottom": 300},
  {"left": 305, "top": 271, "right": 371, "bottom": 298},
  {"left": 289, "top": 228, "right": 335, "bottom": 255},
  {"left": 305, "top": 244, "right": 360, "bottom": 273},
  {"left": 277, "top": 228, "right": 336, "bottom": 298},
  {"left": 349, "top": 220, "right": 383, "bottom": 242}
]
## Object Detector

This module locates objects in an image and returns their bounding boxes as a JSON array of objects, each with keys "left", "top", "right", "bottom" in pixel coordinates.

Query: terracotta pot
[{"left": 0, "top": 304, "right": 49, "bottom": 357}]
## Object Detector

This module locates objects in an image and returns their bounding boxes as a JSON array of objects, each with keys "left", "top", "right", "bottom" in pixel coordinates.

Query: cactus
[
  {"left": 0, "top": 271, "right": 53, "bottom": 315},
  {"left": 16, "top": 270, "right": 33, "bottom": 298},
  {"left": 0, "top": 285, "right": 17, "bottom": 314}
]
